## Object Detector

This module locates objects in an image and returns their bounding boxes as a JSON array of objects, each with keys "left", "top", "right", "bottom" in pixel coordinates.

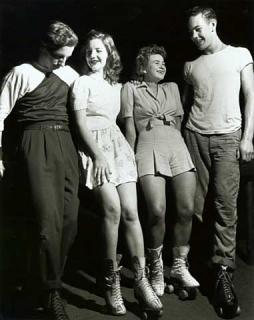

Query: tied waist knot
[{"left": 147, "top": 114, "right": 176, "bottom": 130}]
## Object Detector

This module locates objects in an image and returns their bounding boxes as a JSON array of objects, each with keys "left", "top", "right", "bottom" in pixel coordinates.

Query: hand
[
  {"left": 157, "top": 114, "right": 165, "bottom": 120},
  {"left": 0, "top": 160, "right": 5, "bottom": 179},
  {"left": 0, "top": 148, "right": 4, "bottom": 179},
  {"left": 93, "top": 154, "right": 112, "bottom": 186},
  {"left": 130, "top": 79, "right": 143, "bottom": 87},
  {"left": 238, "top": 139, "right": 254, "bottom": 162}
]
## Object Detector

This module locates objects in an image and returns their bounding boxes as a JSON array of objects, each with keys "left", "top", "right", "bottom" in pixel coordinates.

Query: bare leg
[
  {"left": 117, "top": 182, "right": 163, "bottom": 314},
  {"left": 139, "top": 175, "right": 166, "bottom": 248},
  {"left": 117, "top": 182, "right": 144, "bottom": 257},
  {"left": 94, "top": 183, "right": 121, "bottom": 261},
  {"left": 171, "top": 171, "right": 196, "bottom": 247}
]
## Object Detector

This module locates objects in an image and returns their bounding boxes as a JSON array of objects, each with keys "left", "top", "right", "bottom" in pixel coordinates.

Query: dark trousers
[
  {"left": 184, "top": 128, "right": 241, "bottom": 269},
  {"left": 17, "top": 126, "right": 79, "bottom": 290}
]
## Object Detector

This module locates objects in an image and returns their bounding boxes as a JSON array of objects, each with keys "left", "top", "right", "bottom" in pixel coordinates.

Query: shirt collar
[{"left": 135, "top": 81, "right": 148, "bottom": 89}]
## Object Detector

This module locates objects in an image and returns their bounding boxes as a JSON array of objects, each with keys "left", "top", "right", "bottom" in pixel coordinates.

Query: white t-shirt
[
  {"left": 71, "top": 75, "right": 122, "bottom": 131},
  {"left": 184, "top": 45, "right": 253, "bottom": 134}
]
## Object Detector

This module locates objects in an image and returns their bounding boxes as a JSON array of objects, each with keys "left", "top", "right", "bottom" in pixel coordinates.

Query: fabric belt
[
  {"left": 23, "top": 123, "right": 69, "bottom": 131},
  {"left": 147, "top": 115, "right": 176, "bottom": 130}
]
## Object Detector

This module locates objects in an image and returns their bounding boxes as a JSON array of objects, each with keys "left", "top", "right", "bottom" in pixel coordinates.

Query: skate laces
[
  {"left": 49, "top": 290, "right": 68, "bottom": 320},
  {"left": 105, "top": 267, "right": 124, "bottom": 306},
  {"left": 217, "top": 268, "right": 234, "bottom": 302},
  {"left": 113, "top": 271, "right": 124, "bottom": 305},
  {"left": 136, "top": 268, "right": 161, "bottom": 303},
  {"left": 147, "top": 250, "right": 163, "bottom": 277},
  {"left": 172, "top": 257, "right": 188, "bottom": 273},
  {"left": 151, "top": 257, "right": 163, "bottom": 275},
  {"left": 172, "top": 258, "right": 191, "bottom": 279},
  {"left": 149, "top": 258, "right": 164, "bottom": 293}
]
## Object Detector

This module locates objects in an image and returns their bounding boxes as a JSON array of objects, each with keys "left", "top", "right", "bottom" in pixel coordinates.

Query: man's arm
[
  {"left": 239, "top": 63, "right": 254, "bottom": 161},
  {"left": 0, "top": 67, "right": 25, "bottom": 177},
  {"left": 0, "top": 147, "right": 4, "bottom": 177},
  {"left": 181, "top": 83, "right": 193, "bottom": 112}
]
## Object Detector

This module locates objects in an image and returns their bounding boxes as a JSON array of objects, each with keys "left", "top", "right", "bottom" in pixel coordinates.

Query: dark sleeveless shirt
[{"left": 12, "top": 72, "right": 69, "bottom": 125}]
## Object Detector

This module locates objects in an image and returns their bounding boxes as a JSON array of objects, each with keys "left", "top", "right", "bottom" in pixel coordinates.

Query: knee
[
  {"left": 103, "top": 203, "right": 121, "bottom": 225},
  {"left": 39, "top": 232, "right": 50, "bottom": 251},
  {"left": 121, "top": 205, "right": 139, "bottom": 225},
  {"left": 65, "top": 216, "right": 78, "bottom": 240},
  {"left": 176, "top": 201, "right": 194, "bottom": 224},
  {"left": 148, "top": 203, "right": 166, "bottom": 226},
  {"left": 65, "top": 210, "right": 78, "bottom": 227}
]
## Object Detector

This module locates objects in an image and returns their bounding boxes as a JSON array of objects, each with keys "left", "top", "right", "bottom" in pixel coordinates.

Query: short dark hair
[
  {"left": 81, "top": 29, "right": 122, "bottom": 84},
  {"left": 186, "top": 6, "right": 217, "bottom": 22},
  {"left": 135, "top": 44, "right": 167, "bottom": 78},
  {"left": 41, "top": 21, "right": 78, "bottom": 51}
]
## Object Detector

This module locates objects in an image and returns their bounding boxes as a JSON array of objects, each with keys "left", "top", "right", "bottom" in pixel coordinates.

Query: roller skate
[
  {"left": 165, "top": 246, "right": 199, "bottom": 300},
  {"left": 103, "top": 259, "right": 126, "bottom": 316},
  {"left": 146, "top": 245, "right": 164, "bottom": 297},
  {"left": 132, "top": 256, "right": 163, "bottom": 319},
  {"left": 213, "top": 265, "right": 241, "bottom": 318},
  {"left": 47, "top": 289, "right": 70, "bottom": 320}
]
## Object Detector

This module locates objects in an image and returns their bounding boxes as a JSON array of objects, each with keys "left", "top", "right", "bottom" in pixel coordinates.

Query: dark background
[
  {"left": 0, "top": 1, "right": 254, "bottom": 318},
  {"left": 0, "top": 0, "right": 253, "bottom": 89},
  {"left": 1, "top": 0, "right": 254, "bottom": 264},
  {"left": 1, "top": 0, "right": 254, "bottom": 259}
]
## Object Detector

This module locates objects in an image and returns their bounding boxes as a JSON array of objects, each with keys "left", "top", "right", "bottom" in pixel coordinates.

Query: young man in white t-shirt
[{"left": 183, "top": 6, "right": 254, "bottom": 318}]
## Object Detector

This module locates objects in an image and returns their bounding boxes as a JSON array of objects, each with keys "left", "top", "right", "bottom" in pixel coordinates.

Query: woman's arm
[
  {"left": 124, "top": 117, "right": 137, "bottom": 151},
  {"left": 174, "top": 115, "right": 183, "bottom": 131},
  {"left": 121, "top": 83, "right": 137, "bottom": 151},
  {"left": 73, "top": 109, "right": 111, "bottom": 185}
]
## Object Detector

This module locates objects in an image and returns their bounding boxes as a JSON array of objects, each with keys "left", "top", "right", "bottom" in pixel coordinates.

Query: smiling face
[
  {"left": 188, "top": 13, "right": 216, "bottom": 52},
  {"left": 143, "top": 54, "right": 166, "bottom": 83},
  {"left": 85, "top": 38, "right": 108, "bottom": 73}
]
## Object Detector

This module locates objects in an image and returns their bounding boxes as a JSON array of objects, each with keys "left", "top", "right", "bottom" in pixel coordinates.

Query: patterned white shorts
[{"left": 79, "top": 124, "right": 137, "bottom": 189}]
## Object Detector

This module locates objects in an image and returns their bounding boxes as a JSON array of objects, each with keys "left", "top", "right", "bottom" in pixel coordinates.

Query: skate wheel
[
  {"left": 216, "top": 305, "right": 241, "bottom": 318},
  {"left": 141, "top": 311, "right": 148, "bottom": 320},
  {"left": 217, "top": 307, "right": 223, "bottom": 317},
  {"left": 178, "top": 289, "right": 189, "bottom": 300},
  {"left": 141, "top": 311, "right": 163, "bottom": 320},
  {"left": 236, "top": 306, "right": 241, "bottom": 315},
  {"left": 165, "top": 284, "right": 174, "bottom": 294},
  {"left": 186, "top": 288, "right": 197, "bottom": 300}
]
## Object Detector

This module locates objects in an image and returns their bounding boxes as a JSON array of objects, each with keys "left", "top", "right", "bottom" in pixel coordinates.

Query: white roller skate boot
[
  {"left": 166, "top": 245, "right": 199, "bottom": 300},
  {"left": 146, "top": 245, "right": 164, "bottom": 297},
  {"left": 132, "top": 256, "right": 163, "bottom": 319},
  {"left": 104, "top": 259, "right": 126, "bottom": 316}
]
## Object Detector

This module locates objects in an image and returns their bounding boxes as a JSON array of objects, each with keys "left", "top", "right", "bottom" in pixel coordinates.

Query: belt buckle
[{"left": 53, "top": 124, "right": 61, "bottom": 130}]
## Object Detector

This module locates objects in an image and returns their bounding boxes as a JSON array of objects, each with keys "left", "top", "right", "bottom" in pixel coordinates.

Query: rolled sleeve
[{"left": 238, "top": 47, "right": 253, "bottom": 71}]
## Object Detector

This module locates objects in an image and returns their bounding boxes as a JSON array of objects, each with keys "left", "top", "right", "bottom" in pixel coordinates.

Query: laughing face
[
  {"left": 188, "top": 13, "right": 215, "bottom": 52},
  {"left": 144, "top": 54, "right": 166, "bottom": 83},
  {"left": 85, "top": 38, "right": 108, "bottom": 73}
]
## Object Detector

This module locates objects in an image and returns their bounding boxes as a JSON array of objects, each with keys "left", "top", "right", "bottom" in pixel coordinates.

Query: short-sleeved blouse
[
  {"left": 121, "top": 81, "right": 194, "bottom": 178},
  {"left": 71, "top": 75, "right": 137, "bottom": 189},
  {"left": 71, "top": 75, "right": 122, "bottom": 130},
  {"left": 121, "top": 82, "right": 184, "bottom": 132}
]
